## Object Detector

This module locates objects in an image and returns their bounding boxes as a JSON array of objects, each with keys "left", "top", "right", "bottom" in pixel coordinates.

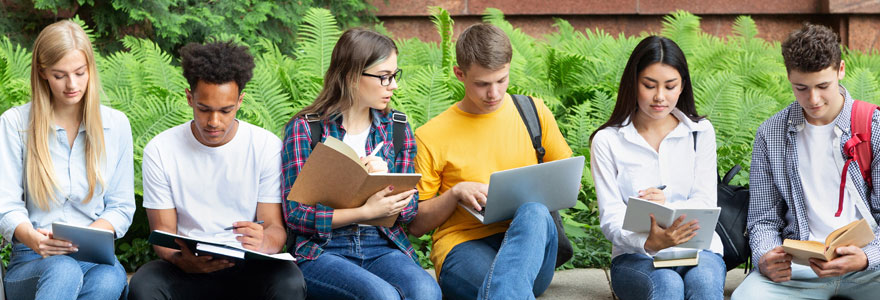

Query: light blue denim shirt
[{"left": 0, "top": 102, "right": 135, "bottom": 242}]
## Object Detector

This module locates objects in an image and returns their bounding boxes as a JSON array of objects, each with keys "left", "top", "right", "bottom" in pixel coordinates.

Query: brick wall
[{"left": 371, "top": 0, "right": 880, "bottom": 52}]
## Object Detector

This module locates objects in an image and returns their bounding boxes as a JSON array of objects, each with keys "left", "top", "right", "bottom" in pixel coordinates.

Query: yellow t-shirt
[{"left": 414, "top": 94, "right": 573, "bottom": 275}]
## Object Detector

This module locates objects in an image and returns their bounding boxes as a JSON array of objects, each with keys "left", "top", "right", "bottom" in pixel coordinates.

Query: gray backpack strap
[{"left": 510, "top": 94, "right": 545, "bottom": 163}]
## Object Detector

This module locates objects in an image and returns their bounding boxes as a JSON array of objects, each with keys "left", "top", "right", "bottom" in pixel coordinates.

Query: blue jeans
[
  {"left": 610, "top": 250, "right": 726, "bottom": 300},
  {"left": 297, "top": 225, "right": 440, "bottom": 300},
  {"left": 439, "top": 202, "right": 557, "bottom": 300},
  {"left": 731, "top": 263, "right": 880, "bottom": 300},
  {"left": 4, "top": 243, "right": 127, "bottom": 300}
]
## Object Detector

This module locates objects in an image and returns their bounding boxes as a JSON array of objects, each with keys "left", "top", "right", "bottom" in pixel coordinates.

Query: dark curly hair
[
  {"left": 180, "top": 41, "right": 255, "bottom": 94},
  {"left": 781, "top": 23, "right": 841, "bottom": 73}
]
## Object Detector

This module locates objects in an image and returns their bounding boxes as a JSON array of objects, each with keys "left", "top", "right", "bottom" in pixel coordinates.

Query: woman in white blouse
[
  {"left": 0, "top": 20, "right": 134, "bottom": 299},
  {"left": 590, "top": 36, "right": 725, "bottom": 300}
]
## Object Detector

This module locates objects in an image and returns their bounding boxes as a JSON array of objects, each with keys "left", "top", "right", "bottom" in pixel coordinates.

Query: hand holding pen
[
  {"left": 638, "top": 185, "right": 667, "bottom": 205},
  {"left": 225, "top": 221, "right": 265, "bottom": 251},
  {"left": 361, "top": 141, "right": 389, "bottom": 173}
]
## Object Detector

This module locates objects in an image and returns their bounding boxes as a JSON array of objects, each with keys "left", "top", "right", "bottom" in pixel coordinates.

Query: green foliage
[
  {"left": 7, "top": 7, "right": 880, "bottom": 271},
  {"left": 1, "top": 0, "right": 377, "bottom": 56}
]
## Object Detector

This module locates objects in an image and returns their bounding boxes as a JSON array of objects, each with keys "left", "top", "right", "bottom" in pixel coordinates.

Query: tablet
[{"left": 51, "top": 222, "right": 116, "bottom": 265}]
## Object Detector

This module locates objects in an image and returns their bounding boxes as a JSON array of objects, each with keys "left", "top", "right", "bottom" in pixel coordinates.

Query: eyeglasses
[{"left": 362, "top": 69, "right": 402, "bottom": 86}]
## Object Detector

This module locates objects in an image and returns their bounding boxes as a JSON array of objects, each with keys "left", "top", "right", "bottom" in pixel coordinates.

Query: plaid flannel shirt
[
  {"left": 281, "top": 109, "right": 419, "bottom": 264},
  {"left": 749, "top": 85, "right": 880, "bottom": 270}
]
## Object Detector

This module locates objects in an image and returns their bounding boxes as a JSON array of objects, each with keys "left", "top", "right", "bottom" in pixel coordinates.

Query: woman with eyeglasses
[{"left": 280, "top": 28, "right": 441, "bottom": 300}]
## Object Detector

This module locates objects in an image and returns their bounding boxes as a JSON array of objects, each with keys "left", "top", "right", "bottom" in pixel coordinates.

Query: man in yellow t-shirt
[{"left": 407, "top": 24, "right": 573, "bottom": 300}]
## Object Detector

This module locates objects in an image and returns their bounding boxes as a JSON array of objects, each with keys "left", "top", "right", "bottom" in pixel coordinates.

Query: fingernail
[
  {"left": 72, "top": 247, "right": 78, "bottom": 252},
  {"left": 389, "top": 185, "right": 395, "bottom": 191}
]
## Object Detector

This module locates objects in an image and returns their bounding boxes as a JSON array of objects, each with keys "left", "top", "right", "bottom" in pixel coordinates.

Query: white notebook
[{"left": 622, "top": 197, "right": 721, "bottom": 250}]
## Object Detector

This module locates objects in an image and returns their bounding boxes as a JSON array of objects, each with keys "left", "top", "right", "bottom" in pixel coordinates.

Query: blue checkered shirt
[{"left": 749, "top": 85, "right": 880, "bottom": 270}]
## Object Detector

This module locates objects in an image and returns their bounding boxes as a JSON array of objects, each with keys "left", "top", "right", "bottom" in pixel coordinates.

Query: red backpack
[{"left": 838, "top": 100, "right": 879, "bottom": 217}]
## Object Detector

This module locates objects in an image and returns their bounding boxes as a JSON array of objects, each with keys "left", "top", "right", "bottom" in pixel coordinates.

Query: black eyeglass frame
[{"left": 361, "top": 69, "right": 402, "bottom": 86}]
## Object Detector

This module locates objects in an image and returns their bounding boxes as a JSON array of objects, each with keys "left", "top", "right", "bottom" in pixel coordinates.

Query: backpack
[
  {"left": 693, "top": 133, "right": 751, "bottom": 272},
  {"left": 838, "top": 100, "right": 878, "bottom": 217},
  {"left": 715, "top": 165, "right": 751, "bottom": 272},
  {"left": 510, "top": 94, "right": 574, "bottom": 268}
]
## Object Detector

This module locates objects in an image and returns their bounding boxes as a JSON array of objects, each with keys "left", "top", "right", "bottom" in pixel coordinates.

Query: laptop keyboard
[{"left": 477, "top": 206, "right": 486, "bottom": 216}]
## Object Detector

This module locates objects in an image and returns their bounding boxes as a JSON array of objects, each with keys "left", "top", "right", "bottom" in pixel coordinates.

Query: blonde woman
[{"left": 0, "top": 20, "right": 134, "bottom": 299}]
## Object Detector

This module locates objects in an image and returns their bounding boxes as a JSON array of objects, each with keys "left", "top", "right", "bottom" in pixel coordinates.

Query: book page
[{"left": 322, "top": 136, "right": 365, "bottom": 170}]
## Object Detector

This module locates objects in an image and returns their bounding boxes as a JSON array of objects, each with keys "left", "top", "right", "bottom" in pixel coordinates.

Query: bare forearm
[
  {"left": 408, "top": 192, "right": 457, "bottom": 237},
  {"left": 331, "top": 207, "right": 370, "bottom": 228},
  {"left": 89, "top": 218, "right": 116, "bottom": 235},
  {"left": 261, "top": 225, "right": 286, "bottom": 253}
]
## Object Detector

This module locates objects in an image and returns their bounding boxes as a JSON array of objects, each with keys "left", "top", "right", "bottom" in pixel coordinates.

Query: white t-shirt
[
  {"left": 342, "top": 127, "right": 370, "bottom": 158},
  {"left": 142, "top": 120, "right": 282, "bottom": 245},
  {"left": 797, "top": 121, "right": 861, "bottom": 242}
]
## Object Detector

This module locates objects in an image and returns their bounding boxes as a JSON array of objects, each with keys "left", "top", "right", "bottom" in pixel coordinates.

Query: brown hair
[
  {"left": 293, "top": 28, "right": 397, "bottom": 120},
  {"left": 455, "top": 24, "right": 512, "bottom": 71},
  {"left": 781, "top": 23, "right": 841, "bottom": 73}
]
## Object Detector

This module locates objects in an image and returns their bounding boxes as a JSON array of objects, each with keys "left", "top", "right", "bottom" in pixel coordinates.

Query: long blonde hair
[{"left": 27, "top": 20, "right": 105, "bottom": 210}]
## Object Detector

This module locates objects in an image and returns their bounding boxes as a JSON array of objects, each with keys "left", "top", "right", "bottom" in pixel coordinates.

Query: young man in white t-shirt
[
  {"left": 732, "top": 24, "right": 880, "bottom": 299},
  {"left": 128, "top": 41, "right": 305, "bottom": 300}
]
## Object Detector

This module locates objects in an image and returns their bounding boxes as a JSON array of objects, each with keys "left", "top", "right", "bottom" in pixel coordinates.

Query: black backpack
[
  {"left": 692, "top": 133, "right": 751, "bottom": 272},
  {"left": 715, "top": 165, "right": 751, "bottom": 272},
  {"left": 510, "top": 94, "right": 574, "bottom": 268}
]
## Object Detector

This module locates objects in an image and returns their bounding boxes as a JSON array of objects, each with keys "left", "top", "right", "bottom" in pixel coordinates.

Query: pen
[
  {"left": 224, "top": 220, "right": 264, "bottom": 230},
  {"left": 369, "top": 142, "right": 385, "bottom": 157},
  {"left": 656, "top": 185, "right": 667, "bottom": 190}
]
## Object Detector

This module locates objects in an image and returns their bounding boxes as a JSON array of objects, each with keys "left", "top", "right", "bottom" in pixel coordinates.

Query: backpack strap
[
  {"left": 305, "top": 113, "right": 323, "bottom": 149},
  {"left": 839, "top": 100, "right": 879, "bottom": 217},
  {"left": 391, "top": 110, "right": 407, "bottom": 156},
  {"left": 510, "top": 94, "right": 545, "bottom": 163},
  {"left": 305, "top": 111, "right": 408, "bottom": 157}
]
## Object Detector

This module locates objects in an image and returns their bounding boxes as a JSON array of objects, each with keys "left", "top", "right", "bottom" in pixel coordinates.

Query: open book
[
  {"left": 653, "top": 249, "right": 700, "bottom": 268},
  {"left": 783, "top": 219, "right": 874, "bottom": 265},
  {"left": 622, "top": 197, "right": 721, "bottom": 250},
  {"left": 287, "top": 136, "right": 421, "bottom": 227},
  {"left": 148, "top": 230, "right": 295, "bottom": 261}
]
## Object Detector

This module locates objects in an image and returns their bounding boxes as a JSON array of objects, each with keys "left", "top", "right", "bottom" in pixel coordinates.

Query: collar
[
  {"left": 54, "top": 105, "right": 113, "bottom": 133},
  {"left": 787, "top": 84, "right": 853, "bottom": 135},
  {"left": 617, "top": 108, "right": 709, "bottom": 140}
]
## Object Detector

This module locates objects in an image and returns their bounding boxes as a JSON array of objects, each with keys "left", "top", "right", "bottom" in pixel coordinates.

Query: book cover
[
  {"left": 287, "top": 136, "right": 421, "bottom": 227},
  {"left": 622, "top": 197, "right": 721, "bottom": 250}
]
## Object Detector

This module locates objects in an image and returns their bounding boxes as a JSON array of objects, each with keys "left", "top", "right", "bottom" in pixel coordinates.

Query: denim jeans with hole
[
  {"left": 296, "top": 225, "right": 441, "bottom": 300},
  {"left": 610, "top": 250, "right": 726, "bottom": 300},
  {"left": 438, "top": 202, "right": 557, "bottom": 300},
  {"left": 4, "top": 243, "right": 127, "bottom": 300}
]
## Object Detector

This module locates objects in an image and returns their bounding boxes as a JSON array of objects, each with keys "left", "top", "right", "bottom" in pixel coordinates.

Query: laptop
[
  {"left": 460, "top": 156, "right": 585, "bottom": 224},
  {"left": 51, "top": 222, "right": 116, "bottom": 265}
]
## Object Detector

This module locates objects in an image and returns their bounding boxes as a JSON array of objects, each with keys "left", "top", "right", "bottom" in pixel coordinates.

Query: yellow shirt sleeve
[{"left": 414, "top": 132, "right": 442, "bottom": 201}]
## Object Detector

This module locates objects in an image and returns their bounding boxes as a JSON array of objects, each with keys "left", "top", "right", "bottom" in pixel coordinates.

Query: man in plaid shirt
[{"left": 732, "top": 24, "right": 880, "bottom": 299}]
